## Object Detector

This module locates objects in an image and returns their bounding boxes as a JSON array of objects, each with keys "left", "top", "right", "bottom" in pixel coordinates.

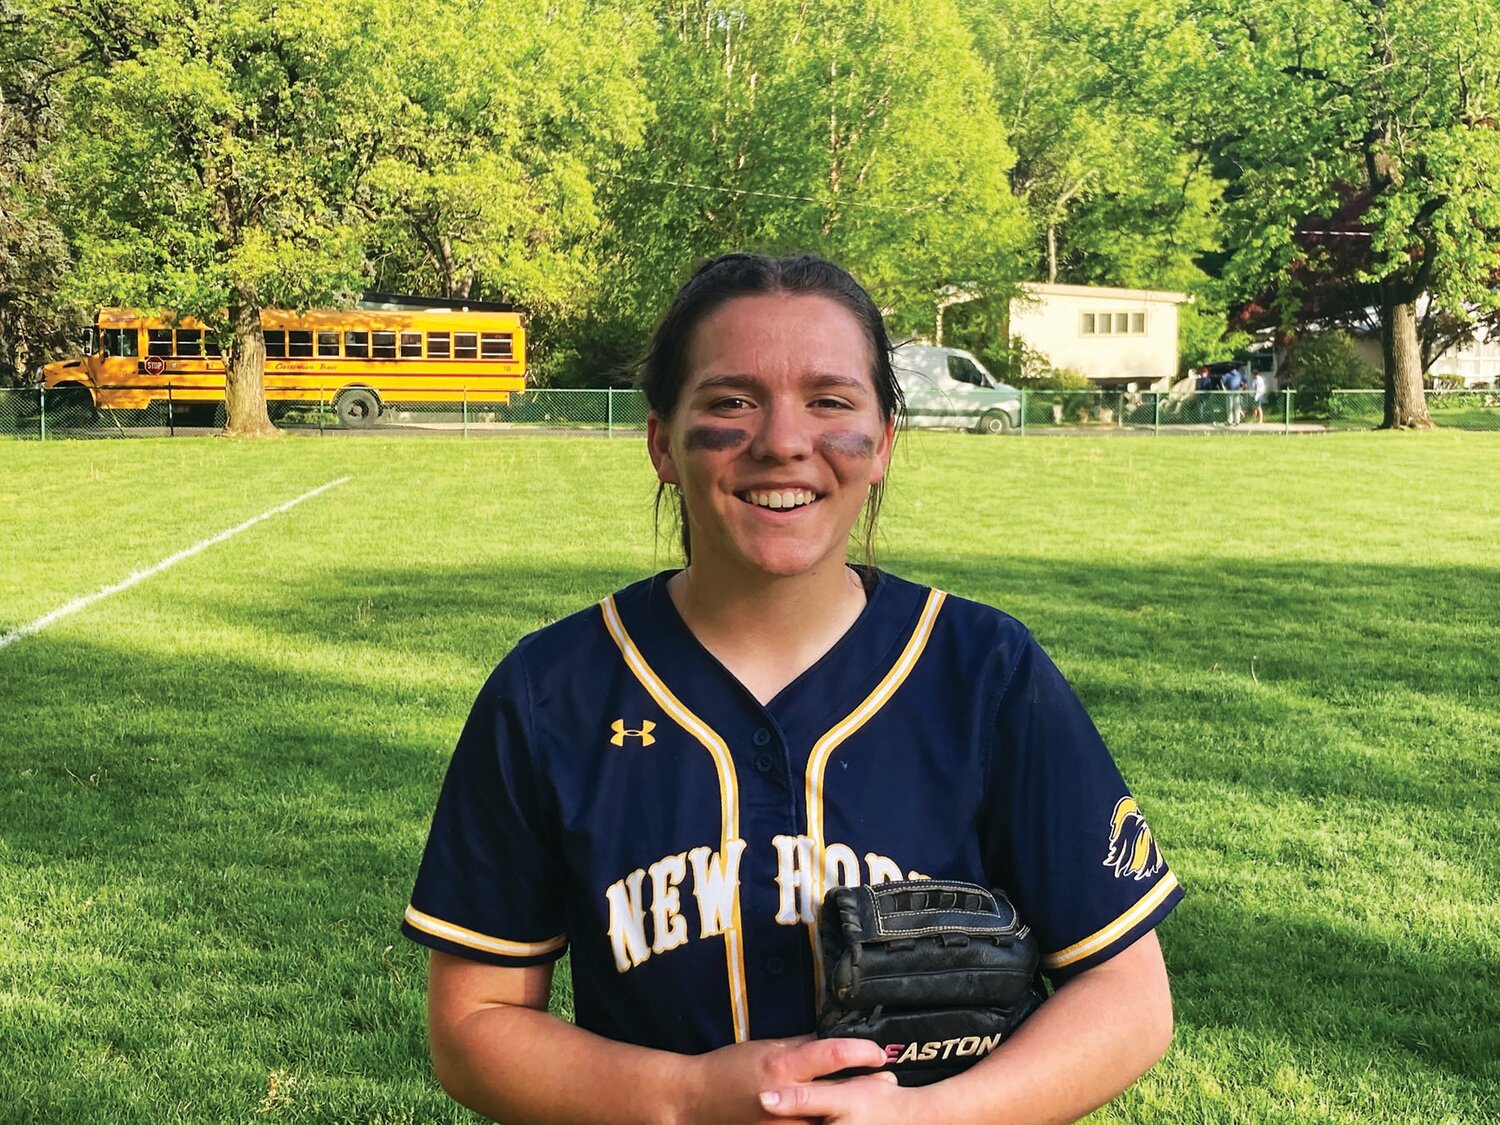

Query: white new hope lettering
[{"left": 604, "top": 835, "right": 922, "bottom": 974}]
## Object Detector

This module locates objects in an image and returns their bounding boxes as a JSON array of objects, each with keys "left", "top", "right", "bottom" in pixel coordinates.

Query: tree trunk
[
  {"left": 1379, "top": 289, "right": 1434, "bottom": 430},
  {"left": 223, "top": 292, "right": 277, "bottom": 437}
]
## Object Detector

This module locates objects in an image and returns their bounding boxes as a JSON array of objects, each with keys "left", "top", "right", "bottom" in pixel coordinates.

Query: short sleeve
[
  {"left": 401, "top": 649, "right": 568, "bottom": 966},
  {"left": 980, "top": 636, "right": 1182, "bottom": 982}
]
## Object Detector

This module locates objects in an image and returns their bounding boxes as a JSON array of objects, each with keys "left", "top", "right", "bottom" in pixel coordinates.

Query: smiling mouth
[{"left": 739, "top": 488, "right": 819, "bottom": 510}]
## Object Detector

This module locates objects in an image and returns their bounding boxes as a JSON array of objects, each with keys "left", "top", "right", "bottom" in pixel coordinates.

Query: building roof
[{"left": 1020, "top": 282, "right": 1192, "bottom": 305}]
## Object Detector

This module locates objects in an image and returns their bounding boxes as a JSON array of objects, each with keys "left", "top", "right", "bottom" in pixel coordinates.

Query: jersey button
[
  {"left": 752, "top": 727, "right": 773, "bottom": 747},
  {"left": 765, "top": 956, "right": 785, "bottom": 975},
  {"left": 753, "top": 752, "right": 775, "bottom": 773}
]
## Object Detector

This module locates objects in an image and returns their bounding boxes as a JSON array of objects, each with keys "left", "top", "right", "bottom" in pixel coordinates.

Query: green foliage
[
  {"left": 584, "top": 0, "right": 1031, "bottom": 382},
  {"left": 961, "top": 1, "right": 1224, "bottom": 295},
  {"left": 1068, "top": 0, "right": 1500, "bottom": 397},
  {"left": 361, "top": 0, "right": 650, "bottom": 316},
  {"left": 0, "top": 1, "right": 79, "bottom": 383},
  {"left": 1288, "top": 331, "right": 1383, "bottom": 416},
  {"left": 47, "top": 0, "right": 382, "bottom": 326}
]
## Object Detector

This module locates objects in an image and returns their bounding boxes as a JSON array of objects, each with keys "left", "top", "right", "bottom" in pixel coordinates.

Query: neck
[{"left": 668, "top": 560, "right": 869, "bottom": 703}]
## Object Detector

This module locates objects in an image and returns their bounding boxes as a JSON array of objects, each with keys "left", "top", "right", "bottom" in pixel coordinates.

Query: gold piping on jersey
[
  {"left": 802, "top": 587, "right": 947, "bottom": 995},
  {"left": 1041, "top": 870, "right": 1181, "bottom": 971},
  {"left": 601, "top": 594, "right": 751, "bottom": 1044},
  {"left": 404, "top": 904, "right": 566, "bottom": 958}
]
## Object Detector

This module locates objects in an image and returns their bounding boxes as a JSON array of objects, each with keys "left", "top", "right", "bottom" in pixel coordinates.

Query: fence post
[
  {"left": 607, "top": 388, "right": 614, "bottom": 438},
  {"left": 319, "top": 387, "right": 326, "bottom": 436},
  {"left": 1284, "top": 389, "right": 1292, "bottom": 435},
  {"left": 1154, "top": 392, "right": 1161, "bottom": 437},
  {"left": 463, "top": 386, "right": 469, "bottom": 439},
  {"left": 38, "top": 385, "right": 46, "bottom": 441},
  {"left": 166, "top": 384, "right": 174, "bottom": 437}
]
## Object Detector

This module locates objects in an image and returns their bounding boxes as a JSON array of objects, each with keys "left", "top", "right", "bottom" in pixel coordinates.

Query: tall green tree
[
  {"left": 962, "top": 0, "right": 1221, "bottom": 297},
  {"left": 1073, "top": 0, "right": 1500, "bottom": 428},
  {"left": 0, "top": 1, "right": 73, "bottom": 385},
  {"left": 47, "top": 0, "right": 390, "bottom": 434},
  {"left": 360, "top": 2, "right": 649, "bottom": 320},
  {"left": 591, "top": 0, "right": 1029, "bottom": 375}
]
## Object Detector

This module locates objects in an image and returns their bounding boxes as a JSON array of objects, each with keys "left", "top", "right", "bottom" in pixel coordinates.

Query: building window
[
  {"left": 401, "top": 331, "right": 423, "bottom": 358},
  {"left": 1080, "top": 310, "right": 1147, "bottom": 337}
]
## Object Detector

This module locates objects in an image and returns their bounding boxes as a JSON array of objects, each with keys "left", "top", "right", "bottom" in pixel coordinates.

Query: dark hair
[{"left": 638, "top": 252, "right": 903, "bottom": 565}]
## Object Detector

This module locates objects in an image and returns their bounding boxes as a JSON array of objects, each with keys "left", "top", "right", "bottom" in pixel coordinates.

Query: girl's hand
[{"left": 679, "top": 1035, "right": 890, "bottom": 1124}]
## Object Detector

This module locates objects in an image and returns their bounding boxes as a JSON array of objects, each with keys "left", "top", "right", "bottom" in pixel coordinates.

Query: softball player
[{"left": 403, "top": 254, "right": 1181, "bottom": 1123}]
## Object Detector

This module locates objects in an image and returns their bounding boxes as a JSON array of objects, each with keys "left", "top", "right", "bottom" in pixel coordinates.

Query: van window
[{"left": 947, "top": 355, "right": 988, "bottom": 387}]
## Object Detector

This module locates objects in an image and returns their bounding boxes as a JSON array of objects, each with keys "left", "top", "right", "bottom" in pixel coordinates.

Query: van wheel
[
  {"left": 336, "top": 389, "right": 380, "bottom": 428},
  {"left": 976, "top": 409, "right": 1012, "bottom": 435}
]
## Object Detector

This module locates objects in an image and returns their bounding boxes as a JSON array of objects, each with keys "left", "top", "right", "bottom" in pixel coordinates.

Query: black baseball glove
[{"left": 816, "top": 879, "right": 1045, "bottom": 1086}]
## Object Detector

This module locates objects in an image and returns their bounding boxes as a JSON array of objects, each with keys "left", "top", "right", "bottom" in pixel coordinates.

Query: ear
[
  {"left": 868, "top": 416, "right": 896, "bottom": 485},
  {"left": 646, "top": 412, "right": 680, "bottom": 485}
]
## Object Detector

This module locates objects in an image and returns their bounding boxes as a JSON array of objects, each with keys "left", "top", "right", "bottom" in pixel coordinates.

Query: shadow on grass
[{"left": 2, "top": 554, "right": 1497, "bottom": 1116}]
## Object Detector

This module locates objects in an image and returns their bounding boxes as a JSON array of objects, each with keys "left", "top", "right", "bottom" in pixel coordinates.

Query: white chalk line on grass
[{"left": 0, "top": 476, "right": 352, "bottom": 651}]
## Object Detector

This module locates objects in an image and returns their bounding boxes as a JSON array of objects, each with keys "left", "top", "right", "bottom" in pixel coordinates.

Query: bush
[{"left": 1286, "top": 332, "right": 1382, "bottom": 415}]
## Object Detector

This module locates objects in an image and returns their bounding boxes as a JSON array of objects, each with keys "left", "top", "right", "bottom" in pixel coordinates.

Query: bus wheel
[
  {"left": 49, "top": 384, "right": 97, "bottom": 427},
  {"left": 976, "top": 409, "right": 1012, "bottom": 435},
  {"left": 336, "top": 389, "right": 380, "bottom": 428}
]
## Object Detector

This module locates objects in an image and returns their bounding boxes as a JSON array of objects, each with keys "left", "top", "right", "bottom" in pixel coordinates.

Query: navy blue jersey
[{"left": 403, "top": 569, "right": 1182, "bottom": 1053}]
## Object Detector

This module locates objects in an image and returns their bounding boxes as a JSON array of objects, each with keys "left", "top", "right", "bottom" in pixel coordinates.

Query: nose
[{"left": 748, "top": 396, "right": 813, "bottom": 462}]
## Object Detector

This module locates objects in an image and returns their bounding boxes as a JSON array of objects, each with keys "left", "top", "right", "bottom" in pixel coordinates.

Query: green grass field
[{"left": 3, "top": 432, "right": 1497, "bottom": 1123}]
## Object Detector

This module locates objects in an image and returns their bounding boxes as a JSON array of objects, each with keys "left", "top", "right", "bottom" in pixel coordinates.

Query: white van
[{"left": 892, "top": 344, "right": 1023, "bottom": 434}]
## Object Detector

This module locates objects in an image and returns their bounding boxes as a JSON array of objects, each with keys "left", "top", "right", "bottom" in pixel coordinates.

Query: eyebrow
[{"left": 692, "top": 372, "right": 870, "bottom": 392}]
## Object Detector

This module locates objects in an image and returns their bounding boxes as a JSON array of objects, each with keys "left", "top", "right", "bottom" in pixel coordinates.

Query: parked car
[{"left": 893, "top": 344, "right": 1022, "bottom": 434}]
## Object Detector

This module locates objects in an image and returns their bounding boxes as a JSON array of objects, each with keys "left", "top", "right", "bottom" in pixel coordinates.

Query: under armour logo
[{"left": 610, "top": 719, "right": 657, "bottom": 747}]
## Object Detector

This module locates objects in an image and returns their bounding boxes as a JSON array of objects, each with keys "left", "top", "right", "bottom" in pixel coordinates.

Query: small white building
[{"left": 1008, "top": 282, "right": 1192, "bottom": 387}]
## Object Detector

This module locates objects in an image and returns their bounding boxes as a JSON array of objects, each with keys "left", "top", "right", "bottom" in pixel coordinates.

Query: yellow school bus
[{"left": 40, "top": 296, "right": 526, "bottom": 427}]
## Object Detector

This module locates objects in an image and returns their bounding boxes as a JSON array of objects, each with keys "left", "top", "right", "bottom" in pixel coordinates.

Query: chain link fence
[
  {"left": 1327, "top": 388, "right": 1500, "bottom": 431},
  {"left": 5, "top": 385, "right": 1499, "bottom": 440}
]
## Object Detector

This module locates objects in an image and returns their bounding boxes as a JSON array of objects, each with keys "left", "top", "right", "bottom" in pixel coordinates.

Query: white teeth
[{"left": 746, "top": 489, "right": 814, "bottom": 509}]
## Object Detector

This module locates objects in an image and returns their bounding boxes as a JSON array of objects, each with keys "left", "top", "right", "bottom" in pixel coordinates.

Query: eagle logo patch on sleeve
[{"left": 1103, "top": 796, "right": 1164, "bottom": 881}]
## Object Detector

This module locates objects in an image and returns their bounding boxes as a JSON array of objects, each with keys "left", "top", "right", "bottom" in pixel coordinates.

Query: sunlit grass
[{"left": 2, "top": 431, "right": 1497, "bottom": 1121}]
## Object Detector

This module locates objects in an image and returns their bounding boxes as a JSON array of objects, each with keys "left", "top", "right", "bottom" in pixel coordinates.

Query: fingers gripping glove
[{"left": 816, "top": 879, "right": 1045, "bottom": 1086}]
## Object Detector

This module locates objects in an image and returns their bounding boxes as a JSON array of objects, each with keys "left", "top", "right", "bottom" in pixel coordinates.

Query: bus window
[
  {"left": 345, "top": 331, "right": 369, "bottom": 358},
  {"left": 427, "top": 332, "right": 451, "bottom": 359},
  {"left": 455, "top": 332, "right": 478, "bottom": 359},
  {"left": 205, "top": 335, "right": 221, "bottom": 357},
  {"left": 176, "top": 329, "right": 202, "bottom": 357},
  {"left": 148, "top": 329, "right": 173, "bottom": 357},
  {"left": 480, "top": 332, "right": 513, "bottom": 360},
  {"left": 288, "top": 330, "right": 314, "bottom": 358},
  {"left": 265, "top": 330, "right": 287, "bottom": 358},
  {"left": 372, "top": 331, "right": 397, "bottom": 359},
  {"left": 103, "top": 328, "right": 139, "bottom": 357},
  {"left": 317, "top": 331, "right": 340, "bottom": 357},
  {"left": 401, "top": 331, "right": 423, "bottom": 358}
]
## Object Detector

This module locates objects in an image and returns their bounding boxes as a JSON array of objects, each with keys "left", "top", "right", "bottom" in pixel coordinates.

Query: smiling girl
[{"left": 403, "top": 253, "right": 1182, "bottom": 1124}]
